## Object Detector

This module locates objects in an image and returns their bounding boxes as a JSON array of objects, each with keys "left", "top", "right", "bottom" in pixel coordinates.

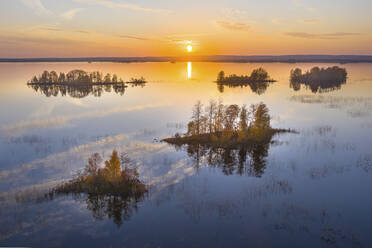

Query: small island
[
  {"left": 163, "top": 101, "right": 291, "bottom": 149},
  {"left": 47, "top": 150, "right": 147, "bottom": 226},
  {"left": 27, "top": 70, "right": 147, "bottom": 98},
  {"left": 290, "top": 66, "right": 347, "bottom": 93},
  {"left": 28, "top": 69, "right": 146, "bottom": 86},
  {"left": 216, "top": 68, "right": 276, "bottom": 94},
  {"left": 163, "top": 101, "right": 293, "bottom": 176}
]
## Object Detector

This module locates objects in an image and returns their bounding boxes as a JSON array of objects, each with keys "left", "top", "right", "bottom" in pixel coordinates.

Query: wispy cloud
[
  {"left": 0, "top": 34, "right": 88, "bottom": 46},
  {"left": 298, "top": 18, "right": 320, "bottom": 24},
  {"left": 21, "top": 0, "right": 52, "bottom": 15},
  {"left": 118, "top": 35, "right": 149, "bottom": 41},
  {"left": 37, "top": 25, "right": 91, "bottom": 34},
  {"left": 72, "top": 0, "right": 171, "bottom": 14},
  {"left": 284, "top": 32, "right": 361, "bottom": 39},
  {"left": 61, "top": 8, "right": 84, "bottom": 20},
  {"left": 215, "top": 20, "right": 250, "bottom": 31},
  {"left": 221, "top": 8, "right": 247, "bottom": 19}
]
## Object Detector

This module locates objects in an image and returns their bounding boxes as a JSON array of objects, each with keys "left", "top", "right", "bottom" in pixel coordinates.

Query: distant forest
[{"left": 290, "top": 66, "right": 347, "bottom": 93}]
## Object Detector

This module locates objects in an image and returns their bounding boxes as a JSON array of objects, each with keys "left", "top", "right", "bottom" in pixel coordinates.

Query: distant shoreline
[{"left": 1, "top": 55, "right": 372, "bottom": 64}]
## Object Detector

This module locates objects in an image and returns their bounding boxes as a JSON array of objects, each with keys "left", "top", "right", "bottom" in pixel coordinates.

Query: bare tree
[
  {"left": 192, "top": 101, "right": 203, "bottom": 135},
  {"left": 205, "top": 100, "right": 217, "bottom": 134}
]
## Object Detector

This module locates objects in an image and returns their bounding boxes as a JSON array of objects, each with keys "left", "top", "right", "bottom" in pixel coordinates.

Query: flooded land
[{"left": 1, "top": 62, "right": 372, "bottom": 247}]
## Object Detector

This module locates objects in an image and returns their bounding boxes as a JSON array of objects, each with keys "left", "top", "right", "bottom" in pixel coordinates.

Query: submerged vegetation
[
  {"left": 27, "top": 70, "right": 146, "bottom": 98},
  {"left": 47, "top": 150, "right": 147, "bottom": 227},
  {"left": 216, "top": 68, "right": 276, "bottom": 94},
  {"left": 290, "top": 66, "right": 347, "bottom": 93}
]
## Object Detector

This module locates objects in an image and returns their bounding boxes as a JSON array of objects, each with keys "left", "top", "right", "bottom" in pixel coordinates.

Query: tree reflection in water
[
  {"left": 173, "top": 140, "right": 270, "bottom": 177},
  {"left": 290, "top": 66, "right": 347, "bottom": 93},
  {"left": 64, "top": 192, "right": 145, "bottom": 227},
  {"left": 27, "top": 83, "right": 130, "bottom": 98}
]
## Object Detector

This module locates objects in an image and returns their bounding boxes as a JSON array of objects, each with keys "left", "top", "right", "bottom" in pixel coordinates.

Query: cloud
[
  {"left": 118, "top": 35, "right": 149, "bottom": 41},
  {"left": 61, "top": 8, "right": 84, "bottom": 20},
  {"left": 215, "top": 20, "right": 250, "bottom": 31},
  {"left": 298, "top": 18, "right": 320, "bottom": 24},
  {"left": 221, "top": 8, "right": 247, "bottom": 19},
  {"left": 0, "top": 34, "right": 88, "bottom": 46},
  {"left": 21, "top": 0, "right": 52, "bottom": 15},
  {"left": 284, "top": 32, "right": 361, "bottom": 39},
  {"left": 36, "top": 25, "right": 91, "bottom": 34},
  {"left": 72, "top": 0, "right": 171, "bottom": 14}
]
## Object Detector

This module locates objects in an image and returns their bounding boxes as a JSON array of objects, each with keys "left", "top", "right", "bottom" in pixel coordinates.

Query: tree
[
  {"left": 85, "top": 153, "right": 102, "bottom": 175},
  {"left": 50, "top": 71, "right": 58, "bottom": 83},
  {"left": 112, "top": 74, "right": 118, "bottom": 83},
  {"left": 217, "top": 71, "right": 225, "bottom": 82},
  {"left": 205, "top": 100, "right": 217, "bottom": 133},
  {"left": 96, "top": 72, "right": 102, "bottom": 82},
  {"left": 200, "top": 116, "right": 208, "bottom": 134},
  {"left": 250, "top": 68, "right": 269, "bottom": 81},
  {"left": 253, "top": 103, "right": 270, "bottom": 129},
  {"left": 58, "top": 72, "right": 66, "bottom": 83},
  {"left": 224, "top": 104, "right": 240, "bottom": 131},
  {"left": 40, "top": 71, "right": 50, "bottom": 83},
  {"left": 30, "top": 76, "right": 39, "bottom": 83},
  {"left": 239, "top": 105, "right": 248, "bottom": 132},
  {"left": 248, "top": 104, "right": 257, "bottom": 127},
  {"left": 214, "top": 99, "right": 224, "bottom": 132},
  {"left": 104, "top": 150, "right": 122, "bottom": 182},
  {"left": 192, "top": 101, "right": 203, "bottom": 135},
  {"left": 187, "top": 121, "right": 197, "bottom": 136},
  {"left": 104, "top": 73, "right": 112, "bottom": 83}
]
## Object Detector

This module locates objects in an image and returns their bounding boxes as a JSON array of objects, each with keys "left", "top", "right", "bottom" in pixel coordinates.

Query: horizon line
[{"left": 1, "top": 55, "right": 372, "bottom": 63}]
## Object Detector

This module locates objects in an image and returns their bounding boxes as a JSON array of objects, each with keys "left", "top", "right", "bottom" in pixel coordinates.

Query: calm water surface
[{"left": 1, "top": 62, "right": 372, "bottom": 247}]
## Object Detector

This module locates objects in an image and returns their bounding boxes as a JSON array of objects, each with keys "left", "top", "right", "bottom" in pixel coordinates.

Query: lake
[{"left": 1, "top": 62, "right": 372, "bottom": 247}]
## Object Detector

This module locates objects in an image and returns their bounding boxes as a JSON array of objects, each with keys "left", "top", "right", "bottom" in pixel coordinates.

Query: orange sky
[{"left": 1, "top": 0, "right": 371, "bottom": 57}]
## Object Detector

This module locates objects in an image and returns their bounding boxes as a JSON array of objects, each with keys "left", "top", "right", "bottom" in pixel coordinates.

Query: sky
[{"left": 0, "top": 0, "right": 371, "bottom": 57}]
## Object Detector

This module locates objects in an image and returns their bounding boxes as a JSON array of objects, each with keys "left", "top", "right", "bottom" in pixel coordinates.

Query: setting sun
[{"left": 187, "top": 45, "right": 193, "bottom": 53}]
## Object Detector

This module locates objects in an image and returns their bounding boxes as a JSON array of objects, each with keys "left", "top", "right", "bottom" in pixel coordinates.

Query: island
[
  {"left": 216, "top": 68, "right": 276, "bottom": 94},
  {"left": 163, "top": 101, "right": 293, "bottom": 176},
  {"left": 27, "top": 69, "right": 147, "bottom": 98},
  {"left": 290, "top": 66, "right": 347, "bottom": 93},
  {"left": 47, "top": 150, "right": 147, "bottom": 226}
]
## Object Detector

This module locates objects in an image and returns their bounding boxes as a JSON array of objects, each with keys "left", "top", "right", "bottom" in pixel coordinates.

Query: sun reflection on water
[{"left": 187, "top": 62, "right": 192, "bottom": 79}]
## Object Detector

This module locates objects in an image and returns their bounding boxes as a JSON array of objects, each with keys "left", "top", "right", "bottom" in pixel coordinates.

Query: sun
[{"left": 187, "top": 44, "right": 193, "bottom": 53}]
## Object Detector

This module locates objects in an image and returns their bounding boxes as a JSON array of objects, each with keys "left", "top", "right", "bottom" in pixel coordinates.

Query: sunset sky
[{"left": 1, "top": 0, "right": 371, "bottom": 57}]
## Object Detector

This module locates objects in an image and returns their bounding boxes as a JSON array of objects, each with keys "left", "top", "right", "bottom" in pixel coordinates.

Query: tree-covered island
[
  {"left": 46, "top": 150, "right": 147, "bottom": 226},
  {"left": 163, "top": 100, "right": 293, "bottom": 149},
  {"left": 216, "top": 68, "right": 276, "bottom": 94},
  {"left": 28, "top": 69, "right": 146, "bottom": 86},
  {"left": 290, "top": 66, "right": 347, "bottom": 93},
  {"left": 27, "top": 69, "right": 147, "bottom": 98}
]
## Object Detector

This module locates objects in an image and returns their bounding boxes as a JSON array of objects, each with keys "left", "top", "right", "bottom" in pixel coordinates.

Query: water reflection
[
  {"left": 290, "top": 66, "right": 347, "bottom": 93},
  {"left": 61, "top": 193, "right": 144, "bottom": 227},
  {"left": 27, "top": 83, "right": 129, "bottom": 98},
  {"left": 187, "top": 62, "right": 192, "bottom": 79},
  {"left": 1, "top": 62, "right": 372, "bottom": 247},
  {"left": 169, "top": 139, "right": 271, "bottom": 177}
]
